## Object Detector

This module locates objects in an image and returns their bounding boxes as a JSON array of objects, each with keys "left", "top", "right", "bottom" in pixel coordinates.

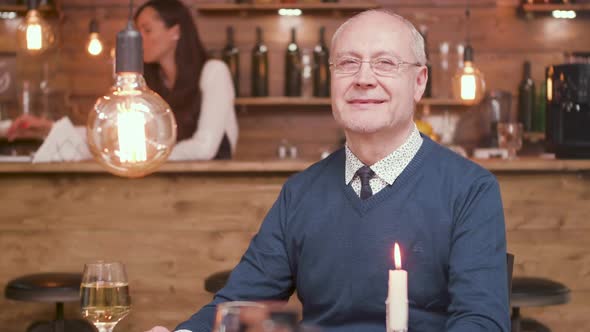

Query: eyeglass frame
[{"left": 329, "top": 56, "right": 424, "bottom": 77}]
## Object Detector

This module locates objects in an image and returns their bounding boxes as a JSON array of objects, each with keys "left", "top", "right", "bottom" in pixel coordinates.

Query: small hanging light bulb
[
  {"left": 452, "top": 5, "right": 486, "bottom": 105},
  {"left": 452, "top": 44, "right": 486, "bottom": 104},
  {"left": 87, "top": 19, "right": 104, "bottom": 56},
  {"left": 17, "top": 0, "right": 55, "bottom": 55}
]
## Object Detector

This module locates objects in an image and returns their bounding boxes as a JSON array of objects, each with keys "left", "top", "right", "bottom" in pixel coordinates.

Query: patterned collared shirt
[{"left": 345, "top": 124, "right": 423, "bottom": 197}]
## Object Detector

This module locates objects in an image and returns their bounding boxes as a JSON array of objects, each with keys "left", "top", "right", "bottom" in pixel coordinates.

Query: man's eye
[
  {"left": 338, "top": 59, "right": 358, "bottom": 66},
  {"left": 375, "top": 59, "right": 397, "bottom": 67}
]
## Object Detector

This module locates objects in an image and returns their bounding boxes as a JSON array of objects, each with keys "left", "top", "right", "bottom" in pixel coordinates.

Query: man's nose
[{"left": 353, "top": 62, "right": 378, "bottom": 88}]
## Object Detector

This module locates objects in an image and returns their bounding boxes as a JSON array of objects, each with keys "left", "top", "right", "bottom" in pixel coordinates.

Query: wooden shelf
[
  {"left": 0, "top": 5, "right": 55, "bottom": 14},
  {"left": 524, "top": 131, "right": 546, "bottom": 142},
  {"left": 194, "top": 2, "right": 378, "bottom": 14},
  {"left": 522, "top": 3, "right": 590, "bottom": 12},
  {"left": 419, "top": 98, "right": 474, "bottom": 107},
  {"left": 235, "top": 97, "right": 473, "bottom": 108}
]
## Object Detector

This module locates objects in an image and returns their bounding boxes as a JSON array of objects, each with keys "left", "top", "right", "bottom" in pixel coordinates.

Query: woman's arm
[{"left": 168, "top": 60, "right": 237, "bottom": 161}]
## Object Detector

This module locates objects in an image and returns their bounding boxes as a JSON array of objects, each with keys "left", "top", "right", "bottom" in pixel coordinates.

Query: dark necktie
[{"left": 356, "top": 165, "right": 375, "bottom": 200}]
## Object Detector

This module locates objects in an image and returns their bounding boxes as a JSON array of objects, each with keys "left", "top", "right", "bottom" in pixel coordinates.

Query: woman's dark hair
[{"left": 135, "top": 0, "right": 209, "bottom": 141}]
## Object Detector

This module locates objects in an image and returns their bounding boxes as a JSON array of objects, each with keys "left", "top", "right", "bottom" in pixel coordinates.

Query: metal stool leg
[{"left": 511, "top": 307, "right": 521, "bottom": 332}]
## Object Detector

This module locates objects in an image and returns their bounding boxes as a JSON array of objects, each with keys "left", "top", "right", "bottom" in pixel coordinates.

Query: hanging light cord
[
  {"left": 128, "top": 0, "right": 134, "bottom": 23},
  {"left": 465, "top": 1, "right": 471, "bottom": 45}
]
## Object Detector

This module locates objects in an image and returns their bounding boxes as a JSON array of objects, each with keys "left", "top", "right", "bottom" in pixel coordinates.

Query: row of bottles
[{"left": 221, "top": 26, "right": 330, "bottom": 98}]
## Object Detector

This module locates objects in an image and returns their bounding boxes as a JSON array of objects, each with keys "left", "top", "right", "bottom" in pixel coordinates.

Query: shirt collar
[{"left": 345, "top": 124, "right": 423, "bottom": 185}]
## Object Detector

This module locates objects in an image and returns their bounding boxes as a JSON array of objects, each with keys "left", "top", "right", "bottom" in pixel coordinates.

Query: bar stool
[
  {"left": 204, "top": 270, "right": 231, "bottom": 294},
  {"left": 510, "top": 277, "right": 571, "bottom": 332},
  {"left": 4, "top": 272, "right": 95, "bottom": 332}
]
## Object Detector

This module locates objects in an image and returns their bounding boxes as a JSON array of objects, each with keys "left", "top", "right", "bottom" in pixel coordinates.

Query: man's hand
[
  {"left": 144, "top": 326, "right": 171, "bottom": 332},
  {"left": 6, "top": 114, "right": 54, "bottom": 141}
]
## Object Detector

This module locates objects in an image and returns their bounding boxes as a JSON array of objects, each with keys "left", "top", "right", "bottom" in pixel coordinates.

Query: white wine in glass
[{"left": 81, "top": 262, "right": 131, "bottom": 332}]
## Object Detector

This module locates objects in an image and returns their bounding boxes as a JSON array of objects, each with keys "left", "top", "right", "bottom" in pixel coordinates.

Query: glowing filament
[
  {"left": 88, "top": 33, "right": 103, "bottom": 56},
  {"left": 26, "top": 23, "right": 42, "bottom": 50},
  {"left": 460, "top": 68, "right": 477, "bottom": 101},
  {"left": 117, "top": 108, "right": 147, "bottom": 163}
]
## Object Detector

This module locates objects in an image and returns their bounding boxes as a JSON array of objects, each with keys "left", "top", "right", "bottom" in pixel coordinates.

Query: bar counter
[
  {"left": 1, "top": 157, "right": 590, "bottom": 173},
  {"left": 1, "top": 158, "right": 589, "bottom": 331}
]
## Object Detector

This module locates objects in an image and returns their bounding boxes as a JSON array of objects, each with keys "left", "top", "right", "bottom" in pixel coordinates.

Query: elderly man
[{"left": 153, "top": 9, "right": 509, "bottom": 332}]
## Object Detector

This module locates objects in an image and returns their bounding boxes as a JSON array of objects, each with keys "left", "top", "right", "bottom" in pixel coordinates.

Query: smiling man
[{"left": 149, "top": 10, "right": 509, "bottom": 332}]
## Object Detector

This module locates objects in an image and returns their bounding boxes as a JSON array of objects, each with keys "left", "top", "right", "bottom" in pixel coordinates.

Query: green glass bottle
[
  {"left": 285, "top": 27, "right": 301, "bottom": 97},
  {"left": 251, "top": 27, "right": 269, "bottom": 97},
  {"left": 222, "top": 26, "right": 240, "bottom": 97},
  {"left": 518, "top": 61, "right": 536, "bottom": 131},
  {"left": 313, "top": 26, "right": 330, "bottom": 97}
]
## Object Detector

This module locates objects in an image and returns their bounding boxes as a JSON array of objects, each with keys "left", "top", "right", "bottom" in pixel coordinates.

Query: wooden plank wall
[
  {"left": 0, "top": 170, "right": 589, "bottom": 331},
  {"left": 1, "top": 0, "right": 590, "bottom": 159}
]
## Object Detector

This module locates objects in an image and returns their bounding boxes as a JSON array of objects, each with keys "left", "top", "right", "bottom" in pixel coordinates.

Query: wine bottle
[
  {"left": 251, "top": 27, "right": 269, "bottom": 97},
  {"left": 518, "top": 61, "right": 535, "bottom": 131},
  {"left": 533, "top": 80, "right": 546, "bottom": 132},
  {"left": 222, "top": 26, "right": 240, "bottom": 97},
  {"left": 285, "top": 27, "right": 301, "bottom": 97},
  {"left": 313, "top": 26, "right": 330, "bottom": 97},
  {"left": 419, "top": 25, "right": 432, "bottom": 98}
]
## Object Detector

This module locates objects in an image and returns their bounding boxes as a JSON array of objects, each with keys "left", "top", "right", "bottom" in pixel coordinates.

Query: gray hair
[{"left": 330, "top": 9, "right": 427, "bottom": 65}]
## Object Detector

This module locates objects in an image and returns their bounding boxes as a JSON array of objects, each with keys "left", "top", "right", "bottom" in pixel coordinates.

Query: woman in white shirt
[{"left": 7, "top": 0, "right": 238, "bottom": 160}]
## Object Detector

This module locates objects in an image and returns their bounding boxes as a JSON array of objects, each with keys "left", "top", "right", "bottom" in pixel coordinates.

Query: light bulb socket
[
  {"left": 115, "top": 21, "right": 143, "bottom": 74},
  {"left": 464, "top": 44, "right": 474, "bottom": 62},
  {"left": 89, "top": 19, "right": 99, "bottom": 34},
  {"left": 27, "top": 0, "right": 39, "bottom": 10}
]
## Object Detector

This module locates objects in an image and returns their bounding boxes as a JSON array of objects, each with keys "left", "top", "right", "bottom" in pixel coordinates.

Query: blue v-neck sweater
[{"left": 177, "top": 136, "right": 509, "bottom": 332}]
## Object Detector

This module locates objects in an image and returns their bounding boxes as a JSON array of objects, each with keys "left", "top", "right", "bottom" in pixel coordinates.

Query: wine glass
[
  {"left": 497, "top": 122, "right": 523, "bottom": 160},
  {"left": 213, "top": 301, "right": 267, "bottom": 332},
  {"left": 80, "top": 261, "right": 131, "bottom": 332}
]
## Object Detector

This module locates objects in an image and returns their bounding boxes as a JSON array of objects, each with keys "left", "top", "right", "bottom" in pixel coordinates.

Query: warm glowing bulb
[
  {"left": 460, "top": 70, "right": 477, "bottom": 101},
  {"left": 452, "top": 61, "right": 486, "bottom": 104},
  {"left": 117, "top": 106, "right": 147, "bottom": 163},
  {"left": 394, "top": 243, "right": 402, "bottom": 270},
  {"left": 17, "top": 9, "right": 54, "bottom": 54},
  {"left": 87, "top": 72, "right": 177, "bottom": 178},
  {"left": 87, "top": 32, "right": 103, "bottom": 56},
  {"left": 26, "top": 23, "right": 42, "bottom": 50}
]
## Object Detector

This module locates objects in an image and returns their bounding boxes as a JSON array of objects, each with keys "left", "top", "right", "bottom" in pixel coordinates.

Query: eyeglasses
[{"left": 329, "top": 57, "right": 423, "bottom": 77}]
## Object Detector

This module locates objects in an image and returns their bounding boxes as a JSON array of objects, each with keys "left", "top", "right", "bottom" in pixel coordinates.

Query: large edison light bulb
[
  {"left": 452, "top": 45, "right": 486, "bottom": 105},
  {"left": 87, "top": 19, "right": 103, "bottom": 56},
  {"left": 87, "top": 23, "right": 177, "bottom": 178},
  {"left": 16, "top": 1, "right": 55, "bottom": 55}
]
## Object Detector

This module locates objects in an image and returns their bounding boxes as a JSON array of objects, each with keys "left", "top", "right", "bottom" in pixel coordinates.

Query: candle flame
[{"left": 394, "top": 243, "right": 402, "bottom": 270}]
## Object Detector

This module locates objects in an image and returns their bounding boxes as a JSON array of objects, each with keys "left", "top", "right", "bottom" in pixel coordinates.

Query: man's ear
[{"left": 414, "top": 66, "right": 428, "bottom": 102}]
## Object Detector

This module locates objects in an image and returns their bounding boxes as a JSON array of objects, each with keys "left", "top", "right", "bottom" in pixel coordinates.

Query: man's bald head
[{"left": 330, "top": 10, "right": 426, "bottom": 66}]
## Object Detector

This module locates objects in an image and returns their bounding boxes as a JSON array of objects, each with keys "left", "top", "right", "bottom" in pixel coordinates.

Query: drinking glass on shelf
[
  {"left": 80, "top": 261, "right": 131, "bottom": 332},
  {"left": 497, "top": 122, "right": 523, "bottom": 160}
]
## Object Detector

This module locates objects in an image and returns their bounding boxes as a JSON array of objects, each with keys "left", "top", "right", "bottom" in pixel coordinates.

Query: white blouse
[
  {"left": 18, "top": 59, "right": 239, "bottom": 162},
  {"left": 167, "top": 59, "right": 238, "bottom": 160}
]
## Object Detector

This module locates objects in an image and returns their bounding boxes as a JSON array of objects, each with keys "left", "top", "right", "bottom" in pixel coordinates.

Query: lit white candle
[{"left": 386, "top": 243, "right": 408, "bottom": 332}]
